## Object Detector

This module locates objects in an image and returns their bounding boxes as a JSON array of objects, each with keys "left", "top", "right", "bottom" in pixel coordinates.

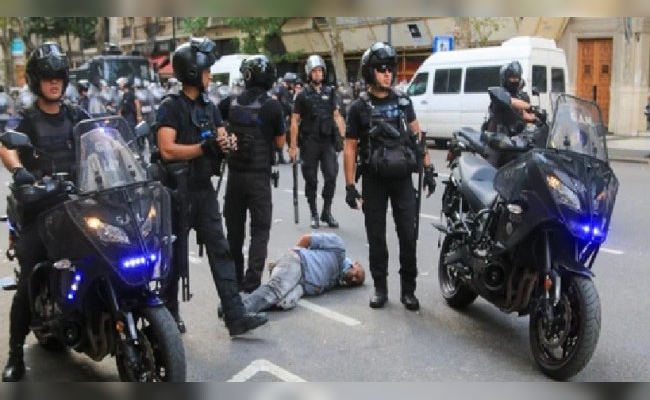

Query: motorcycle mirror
[
  {"left": 531, "top": 87, "right": 541, "bottom": 97},
  {"left": 487, "top": 86, "right": 512, "bottom": 109},
  {"left": 134, "top": 121, "right": 150, "bottom": 138},
  {"left": 0, "top": 130, "right": 33, "bottom": 150}
]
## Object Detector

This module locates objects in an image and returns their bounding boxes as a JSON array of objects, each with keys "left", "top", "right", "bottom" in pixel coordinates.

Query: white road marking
[
  {"left": 601, "top": 247, "right": 624, "bottom": 255},
  {"left": 420, "top": 213, "right": 439, "bottom": 220},
  {"left": 281, "top": 189, "right": 305, "bottom": 195},
  {"left": 298, "top": 299, "right": 361, "bottom": 326},
  {"left": 437, "top": 172, "right": 450, "bottom": 179},
  {"left": 188, "top": 256, "right": 202, "bottom": 265},
  {"left": 228, "top": 359, "right": 306, "bottom": 382}
]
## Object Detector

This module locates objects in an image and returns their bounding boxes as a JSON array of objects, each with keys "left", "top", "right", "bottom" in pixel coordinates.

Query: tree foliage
[
  {"left": 180, "top": 17, "right": 209, "bottom": 36},
  {"left": 25, "top": 17, "right": 97, "bottom": 45},
  {"left": 454, "top": 17, "right": 504, "bottom": 48}
]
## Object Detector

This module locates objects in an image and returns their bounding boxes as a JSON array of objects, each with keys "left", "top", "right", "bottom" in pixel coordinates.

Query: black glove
[
  {"left": 334, "top": 135, "right": 344, "bottom": 152},
  {"left": 200, "top": 136, "right": 221, "bottom": 159},
  {"left": 423, "top": 165, "right": 437, "bottom": 198},
  {"left": 12, "top": 167, "right": 35, "bottom": 186},
  {"left": 345, "top": 184, "right": 362, "bottom": 209}
]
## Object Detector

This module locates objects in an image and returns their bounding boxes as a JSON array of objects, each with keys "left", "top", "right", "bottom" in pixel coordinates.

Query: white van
[
  {"left": 210, "top": 54, "right": 252, "bottom": 87},
  {"left": 406, "top": 36, "right": 569, "bottom": 146}
]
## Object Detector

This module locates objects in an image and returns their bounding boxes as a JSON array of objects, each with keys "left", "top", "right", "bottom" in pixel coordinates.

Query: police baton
[{"left": 292, "top": 160, "right": 300, "bottom": 224}]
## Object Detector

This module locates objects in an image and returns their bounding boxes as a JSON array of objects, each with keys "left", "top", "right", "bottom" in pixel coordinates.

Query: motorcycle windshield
[
  {"left": 73, "top": 117, "right": 147, "bottom": 193},
  {"left": 547, "top": 94, "right": 609, "bottom": 162}
]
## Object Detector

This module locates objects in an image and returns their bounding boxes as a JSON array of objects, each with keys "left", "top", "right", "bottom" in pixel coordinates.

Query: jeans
[{"left": 242, "top": 251, "right": 304, "bottom": 313}]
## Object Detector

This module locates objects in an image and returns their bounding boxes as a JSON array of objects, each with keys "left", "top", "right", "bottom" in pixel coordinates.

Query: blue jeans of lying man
[{"left": 242, "top": 251, "right": 304, "bottom": 313}]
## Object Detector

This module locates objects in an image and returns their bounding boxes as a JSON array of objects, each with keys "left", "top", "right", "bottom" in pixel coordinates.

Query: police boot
[
  {"left": 400, "top": 279, "right": 420, "bottom": 311},
  {"left": 320, "top": 200, "right": 339, "bottom": 228},
  {"left": 309, "top": 200, "right": 320, "bottom": 229},
  {"left": 2, "top": 345, "right": 25, "bottom": 382},
  {"left": 369, "top": 280, "right": 388, "bottom": 309},
  {"left": 226, "top": 313, "right": 269, "bottom": 337}
]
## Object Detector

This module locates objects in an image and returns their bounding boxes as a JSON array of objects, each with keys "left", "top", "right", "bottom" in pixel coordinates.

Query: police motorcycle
[
  {"left": 0, "top": 117, "right": 185, "bottom": 381},
  {"left": 435, "top": 88, "right": 619, "bottom": 380}
]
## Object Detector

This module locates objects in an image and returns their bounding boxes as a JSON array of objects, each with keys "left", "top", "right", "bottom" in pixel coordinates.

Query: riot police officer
[
  {"left": 155, "top": 37, "right": 268, "bottom": 336},
  {"left": 289, "top": 55, "right": 346, "bottom": 229},
  {"left": 76, "top": 79, "right": 91, "bottom": 113},
  {"left": 218, "top": 55, "right": 286, "bottom": 293},
  {"left": 0, "top": 84, "right": 17, "bottom": 132},
  {"left": 0, "top": 42, "right": 91, "bottom": 382},
  {"left": 343, "top": 42, "right": 436, "bottom": 311},
  {"left": 117, "top": 76, "right": 142, "bottom": 132}
]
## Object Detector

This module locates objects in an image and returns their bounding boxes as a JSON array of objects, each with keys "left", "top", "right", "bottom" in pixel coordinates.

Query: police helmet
[
  {"left": 172, "top": 37, "right": 219, "bottom": 88},
  {"left": 25, "top": 42, "right": 69, "bottom": 98},
  {"left": 116, "top": 76, "right": 132, "bottom": 89},
  {"left": 240, "top": 55, "right": 277, "bottom": 91},
  {"left": 500, "top": 61, "right": 523, "bottom": 94},
  {"left": 360, "top": 42, "right": 397, "bottom": 87},
  {"left": 304, "top": 55, "right": 326, "bottom": 83},
  {"left": 283, "top": 72, "right": 297, "bottom": 84},
  {"left": 77, "top": 79, "right": 90, "bottom": 93}
]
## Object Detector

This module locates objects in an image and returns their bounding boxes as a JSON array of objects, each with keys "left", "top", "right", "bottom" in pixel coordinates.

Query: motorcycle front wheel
[
  {"left": 116, "top": 306, "right": 186, "bottom": 382},
  {"left": 529, "top": 274, "right": 601, "bottom": 381}
]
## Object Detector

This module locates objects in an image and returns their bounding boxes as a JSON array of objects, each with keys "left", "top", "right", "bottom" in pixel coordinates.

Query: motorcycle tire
[
  {"left": 438, "top": 234, "right": 478, "bottom": 309},
  {"left": 116, "top": 306, "right": 186, "bottom": 382},
  {"left": 529, "top": 274, "right": 601, "bottom": 381}
]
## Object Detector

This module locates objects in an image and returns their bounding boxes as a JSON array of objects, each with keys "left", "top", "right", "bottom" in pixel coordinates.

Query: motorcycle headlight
[
  {"left": 546, "top": 174, "right": 582, "bottom": 212},
  {"left": 85, "top": 217, "right": 130, "bottom": 245},
  {"left": 140, "top": 206, "right": 156, "bottom": 237}
]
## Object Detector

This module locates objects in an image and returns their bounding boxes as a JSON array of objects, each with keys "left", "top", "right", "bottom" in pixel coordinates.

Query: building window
[
  {"left": 464, "top": 66, "right": 501, "bottom": 93},
  {"left": 122, "top": 26, "right": 132, "bottom": 38}
]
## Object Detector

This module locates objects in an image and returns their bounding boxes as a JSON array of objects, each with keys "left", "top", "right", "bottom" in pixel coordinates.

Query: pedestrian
[
  {"left": 645, "top": 94, "right": 650, "bottom": 131},
  {"left": 154, "top": 37, "right": 268, "bottom": 336},
  {"left": 343, "top": 42, "right": 437, "bottom": 311},
  {"left": 218, "top": 55, "right": 286, "bottom": 293},
  {"left": 289, "top": 55, "right": 346, "bottom": 229},
  {"left": 0, "top": 42, "right": 91, "bottom": 382},
  {"left": 224, "top": 233, "right": 365, "bottom": 314},
  {"left": 117, "top": 76, "right": 142, "bottom": 133}
]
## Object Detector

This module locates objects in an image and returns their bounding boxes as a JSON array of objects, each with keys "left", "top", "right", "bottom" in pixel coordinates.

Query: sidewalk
[{"left": 606, "top": 132, "right": 650, "bottom": 164}]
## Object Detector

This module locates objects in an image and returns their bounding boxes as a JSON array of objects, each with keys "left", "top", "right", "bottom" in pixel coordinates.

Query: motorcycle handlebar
[{"left": 11, "top": 178, "right": 76, "bottom": 205}]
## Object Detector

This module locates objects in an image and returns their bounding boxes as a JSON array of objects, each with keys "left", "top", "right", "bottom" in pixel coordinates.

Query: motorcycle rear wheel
[
  {"left": 116, "top": 306, "right": 186, "bottom": 382},
  {"left": 438, "top": 234, "right": 478, "bottom": 309},
  {"left": 529, "top": 275, "right": 600, "bottom": 381}
]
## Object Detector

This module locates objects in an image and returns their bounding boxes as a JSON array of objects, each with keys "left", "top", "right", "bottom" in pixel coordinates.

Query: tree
[
  {"left": 25, "top": 17, "right": 97, "bottom": 59},
  {"left": 454, "top": 17, "right": 504, "bottom": 48},
  {"left": 225, "top": 17, "right": 287, "bottom": 54},
  {"left": 180, "top": 17, "right": 209, "bottom": 37},
  {"left": 326, "top": 18, "right": 348, "bottom": 85},
  {"left": 94, "top": 17, "right": 106, "bottom": 53}
]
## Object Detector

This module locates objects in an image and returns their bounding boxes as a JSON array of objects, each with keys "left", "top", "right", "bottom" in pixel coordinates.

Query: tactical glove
[
  {"left": 200, "top": 136, "right": 222, "bottom": 159},
  {"left": 423, "top": 165, "right": 437, "bottom": 198},
  {"left": 12, "top": 167, "right": 35, "bottom": 186},
  {"left": 345, "top": 184, "right": 362, "bottom": 209}
]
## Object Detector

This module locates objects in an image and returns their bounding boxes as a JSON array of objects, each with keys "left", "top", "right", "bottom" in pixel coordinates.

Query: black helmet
[
  {"left": 77, "top": 79, "right": 90, "bottom": 93},
  {"left": 172, "top": 37, "right": 219, "bottom": 89},
  {"left": 26, "top": 42, "right": 69, "bottom": 98},
  {"left": 361, "top": 42, "right": 397, "bottom": 87},
  {"left": 240, "top": 55, "right": 277, "bottom": 90},
  {"left": 500, "top": 61, "right": 523, "bottom": 95}
]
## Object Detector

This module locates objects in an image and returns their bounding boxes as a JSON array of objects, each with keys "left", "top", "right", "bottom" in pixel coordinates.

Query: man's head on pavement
[{"left": 341, "top": 258, "right": 365, "bottom": 287}]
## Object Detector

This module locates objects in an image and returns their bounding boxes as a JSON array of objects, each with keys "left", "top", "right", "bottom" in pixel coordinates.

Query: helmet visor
[{"left": 191, "top": 38, "right": 219, "bottom": 70}]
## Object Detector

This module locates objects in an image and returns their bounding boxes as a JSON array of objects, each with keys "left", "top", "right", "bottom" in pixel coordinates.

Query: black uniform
[
  {"left": 218, "top": 87, "right": 285, "bottom": 292},
  {"left": 155, "top": 92, "right": 249, "bottom": 329},
  {"left": 119, "top": 89, "right": 138, "bottom": 131},
  {"left": 293, "top": 84, "right": 340, "bottom": 224},
  {"left": 7, "top": 103, "right": 89, "bottom": 370},
  {"left": 346, "top": 90, "right": 420, "bottom": 296}
]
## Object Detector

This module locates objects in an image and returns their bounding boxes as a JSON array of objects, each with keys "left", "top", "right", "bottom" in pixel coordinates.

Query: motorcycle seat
[
  {"left": 455, "top": 127, "right": 487, "bottom": 155},
  {"left": 458, "top": 153, "right": 498, "bottom": 211}
]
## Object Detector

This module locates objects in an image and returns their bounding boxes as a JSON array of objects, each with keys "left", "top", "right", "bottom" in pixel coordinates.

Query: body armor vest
[
  {"left": 300, "top": 85, "right": 336, "bottom": 137},
  {"left": 227, "top": 92, "right": 273, "bottom": 173},
  {"left": 160, "top": 93, "right": 220, "bottom": 186},
  {"left": 20, "top": 104, "right": 77, "bottom": 179},
  {"left": 360, "top": 90, "right": 418, "bottom": 179}
]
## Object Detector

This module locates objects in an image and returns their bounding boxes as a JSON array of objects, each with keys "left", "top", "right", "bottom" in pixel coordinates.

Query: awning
[{"left": 149, "top": 55, "right": 173, "bottom": 77}]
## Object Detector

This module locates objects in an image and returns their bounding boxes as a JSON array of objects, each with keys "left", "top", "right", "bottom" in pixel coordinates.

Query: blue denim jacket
[{"left": 296, "top": 233, "right": 352, "bottom": 295}]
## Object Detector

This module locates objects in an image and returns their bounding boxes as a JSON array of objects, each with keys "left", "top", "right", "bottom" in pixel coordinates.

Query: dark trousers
[
  {"left": 224, "top": 170, "right": 273, "bottom": 290},
  {"left": 8, "top": 224, "right": 48, "bottom": 354},
  {"left": 300, "top": 135, "right": 338, "bottom": 206},
  {"left": 164, "top": 186, "right": 246, "bottom": 326},
  {"left": 361, "top": 171, "right": 418, "bottom": 294}
]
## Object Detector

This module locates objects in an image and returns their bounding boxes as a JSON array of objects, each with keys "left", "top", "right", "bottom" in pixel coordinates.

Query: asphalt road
[{"left": 0, "top": 148, "right": 648, "bottom": 382}]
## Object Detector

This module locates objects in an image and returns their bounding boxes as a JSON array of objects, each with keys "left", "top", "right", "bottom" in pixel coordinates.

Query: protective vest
[
  {"left": 20, "top": 103, "right": 83, "bottom": 180},
  {"left": 157, "top": 93, "right": 221, "bottom": 187},
  {"left": 360, "top": 90, "right": 419, "bottom": 179},
  {"left": 227, "top": 92, "right": 273, "bottom": 173},
  {"left": 299, "top": 85, "right": 336, "bottom": 137}
]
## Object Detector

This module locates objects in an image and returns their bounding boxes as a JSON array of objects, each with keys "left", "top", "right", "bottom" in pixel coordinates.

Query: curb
[{"left": 609, "top": 156, "right": 650, "bottom": 165}]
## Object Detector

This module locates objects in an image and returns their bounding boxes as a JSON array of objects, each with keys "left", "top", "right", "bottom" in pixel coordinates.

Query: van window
[
  {"left": 464, "top": 66, "right": 501, "bottom": 93},
  {"left": 551, "top": 68, "right": 566, "bottom": 93},
  {"left": 532, "top": 65, "right": 548, "bottom": 93},
  {"left": 407, "top": 73, "right": 428, "bottom": 96},
  {"left": 212, "top": 73, "right": 230, "bottom": 84},
  {"left": 433, "top": 68, "right": 461, "bottom": 94}
]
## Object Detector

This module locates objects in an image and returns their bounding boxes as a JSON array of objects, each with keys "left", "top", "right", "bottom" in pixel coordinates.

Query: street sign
[
  {"left": 433, "top": 35, "right": 454, "bottom": 53},
  {"left": 10, "top": 38, "right": 25, "bottom": 57}
]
